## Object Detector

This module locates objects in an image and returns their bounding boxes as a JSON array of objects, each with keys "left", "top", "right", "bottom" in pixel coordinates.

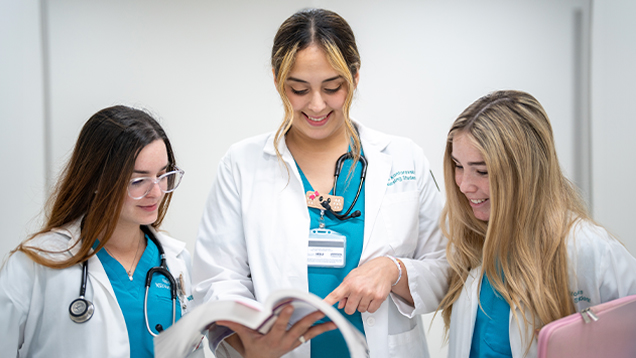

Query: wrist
[{"left": 384, "top": 255, "right": 402, "bottom": 286}]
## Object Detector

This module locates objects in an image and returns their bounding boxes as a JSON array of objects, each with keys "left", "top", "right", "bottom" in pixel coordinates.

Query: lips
[
  {"left": 468, "top": 198, "right": 488, "bottom": 207},
  {"left": 303, "top": 111, "right": 331, "bottom": 126},
  {"left": 138, "top": 203, "right": 158, "bottom": 212}
]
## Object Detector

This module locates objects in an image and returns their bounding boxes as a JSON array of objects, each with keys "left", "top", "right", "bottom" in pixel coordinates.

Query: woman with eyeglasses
[{"left": 0, "top": 105, "right": 200, "bottom": 358}]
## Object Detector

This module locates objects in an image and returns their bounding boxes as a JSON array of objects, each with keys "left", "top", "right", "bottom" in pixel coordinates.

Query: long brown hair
[
  {"left": 16, "top": 105, "right": 177, "bottom": 269},
  {"left": 439, "top": 90, "right": 590, "bottom": 348},
  {"left": 271, "top": 8, "right": 362, "bottom": 167}
]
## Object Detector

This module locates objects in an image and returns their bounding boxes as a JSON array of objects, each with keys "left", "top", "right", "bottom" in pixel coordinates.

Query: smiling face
[
  {"left": 284, "top": 44, "right": 356, "bottom": 143},
  {"left": 452, "top": 132, "right": 491, "bottom": 221},
  {"left": 118, "top": 139, "right": 169, "bottom": 229}
]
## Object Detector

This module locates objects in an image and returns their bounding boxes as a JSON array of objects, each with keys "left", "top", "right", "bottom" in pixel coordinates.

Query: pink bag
[{"left": 537, "top": 294, "right": 636, "bottom": 358}]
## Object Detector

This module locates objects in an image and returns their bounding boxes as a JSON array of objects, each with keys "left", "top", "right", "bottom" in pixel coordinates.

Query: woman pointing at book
[{"left": 192, "top": 8, "right": 448, "bottom": 358}]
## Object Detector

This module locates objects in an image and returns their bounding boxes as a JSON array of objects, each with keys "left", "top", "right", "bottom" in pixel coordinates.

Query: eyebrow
[
  {"left": 286, "top": 75, "right": 342, "bottom": 84},
  {"left": 133, "top": 164, "right": 169, "bottom": 175},
  {"left": 451, "top": 156, "right": 486, "bottom": 166}
]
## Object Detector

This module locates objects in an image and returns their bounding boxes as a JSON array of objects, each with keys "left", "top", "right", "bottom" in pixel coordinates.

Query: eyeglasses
[{"left": 127, "top": 167, "right": 185, "bottom": 200}]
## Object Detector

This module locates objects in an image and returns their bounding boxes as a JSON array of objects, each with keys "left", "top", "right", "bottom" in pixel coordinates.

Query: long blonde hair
[
  {"left": 271, "top": 8, "right": 362, "bottom": 168},
  {"left": 439, "top": 90, "right": 590, "bottom": 347}
]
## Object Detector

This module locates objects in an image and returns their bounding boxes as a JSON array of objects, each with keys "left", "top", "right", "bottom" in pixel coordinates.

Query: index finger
[{"left": 324, "top": 284, "right": 348, "bottom": 306}]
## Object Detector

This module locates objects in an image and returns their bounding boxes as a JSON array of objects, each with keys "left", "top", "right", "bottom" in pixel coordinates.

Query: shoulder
[
  {"left": 357, "top": 121, "right": 422, "bottom": 155},
  {"left": 357, "top": 121, "right": 428, "bottom": 171},
  {"left": 566, "top": 219, "right": 625, "bottom": 264},
  {"left": 568, "top": 219, "right": 614, "bottom": 251},
  {"left": 222, "top": 132, "right": 273, "bottom": 163},
  {"left": 26, "top": 231, "right": 70, "bottom": 251},
  {"left": 22, "top": 226, "right": 78, "bottom": 262},
  {"left": 567, "top": 219, "right": 636, "bottom": 301}
]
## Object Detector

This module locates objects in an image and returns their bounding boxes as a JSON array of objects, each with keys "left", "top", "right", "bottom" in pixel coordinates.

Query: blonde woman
[
  {"left": 192, "top": 8, "right": 448, "bottom": 358},
  {"left": 439, "top": 90, "right": 636, "bottom": 357}
]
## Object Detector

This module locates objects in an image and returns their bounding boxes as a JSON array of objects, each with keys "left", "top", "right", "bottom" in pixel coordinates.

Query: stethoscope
[
  {"left": 69, "top": 226, "right": 177, "bottom": 336},
  {"left": 319, "top": 152, "right": 368, "bottom": 220}
]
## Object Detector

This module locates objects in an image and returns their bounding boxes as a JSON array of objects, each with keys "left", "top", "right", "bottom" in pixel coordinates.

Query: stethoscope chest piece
[
  {"left": 70, "top": 260, "right": 94, "bottom": 323},
  {"left": 69, "top": 296, "right": 94, "bottom": 323}
]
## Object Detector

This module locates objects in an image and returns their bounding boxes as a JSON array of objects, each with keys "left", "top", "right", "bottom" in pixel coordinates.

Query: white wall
[
  {"left": 3, "top": 1, "right": 635, "bottom": 357},
  {"left": 0, "top": 0, "right": 47, "bottom": 263},
  {"left": 591, "top": 0, "right": 636, "bottom": 256}
]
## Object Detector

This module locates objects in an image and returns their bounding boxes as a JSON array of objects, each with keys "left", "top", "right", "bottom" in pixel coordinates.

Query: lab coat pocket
[
  {"left": 387, "top": 324, "right": 427, "bottom": 356},
  {"left": 379, "top": 191, "right": 419, "bottom": 256}
]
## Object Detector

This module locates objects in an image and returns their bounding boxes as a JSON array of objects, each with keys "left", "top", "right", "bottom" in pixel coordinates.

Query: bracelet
[{"left": 385, "top": 255, "right": 402, "bottom": 286}]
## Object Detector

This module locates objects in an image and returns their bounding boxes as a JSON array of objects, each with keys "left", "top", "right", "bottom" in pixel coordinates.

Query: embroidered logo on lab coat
[
  {"left": 387, "top": 170, "right": 416, "bottom": 186},
  {"left": 571, "top": 290, "right": 591, "bottom": 303}
]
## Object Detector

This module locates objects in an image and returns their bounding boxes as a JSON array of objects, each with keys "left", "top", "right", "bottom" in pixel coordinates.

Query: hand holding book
[
  {"left": 217, "top": 305, "right": 336, "bottom": 358},
  {"left": 154, "top": 289, "right": 370, "bottom": 358}
]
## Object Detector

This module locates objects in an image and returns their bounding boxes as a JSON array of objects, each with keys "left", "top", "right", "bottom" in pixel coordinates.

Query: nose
[
  {"left": 307, "top": 91, "right": 326, "bottom": 113},
  {"left": 145, "top": 180, "right": 163, "bottom": 198},
  {"left": 457, "top": 172, "right": 476, "bottom": 194}
]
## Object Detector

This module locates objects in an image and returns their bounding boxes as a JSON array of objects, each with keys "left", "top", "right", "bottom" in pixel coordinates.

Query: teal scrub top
[
  {"left": 469, "top": 274, "right": 513, "bottom": 358},
  {"left": 297, "top": 153, "right": 366, "bottom": 358},
  {"left": 96, "top": 234, "right": 182, "bottom": 358}
]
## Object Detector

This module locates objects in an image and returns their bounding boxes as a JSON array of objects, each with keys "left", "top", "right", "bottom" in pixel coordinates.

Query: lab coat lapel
[
  {"left": 262, "top": 133, "right": 311, "bottom": 290},
  {"left": 61, "top": 220, "right": 118, "bottom": 302},
  {"left": 454, "top": 268, "right": 481, "bottom": 357},
  {"left": 358, "top": 125, "right": 392, "bottom": 260},
  {"left": 86, "top": 254, "right": 117, "bottom": 300}
]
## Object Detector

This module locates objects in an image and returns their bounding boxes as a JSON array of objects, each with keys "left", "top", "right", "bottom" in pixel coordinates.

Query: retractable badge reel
[{"left": 305, "top": 191, "right": 347, "bottom": 268}]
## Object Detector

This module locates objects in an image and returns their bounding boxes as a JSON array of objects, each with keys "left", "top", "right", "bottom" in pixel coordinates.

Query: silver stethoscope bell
[
  {"left": 69, "top": 296, "right": 94, "bottom": 323},
  {"left": 69, "top": 260, "right": 94, "bottom": 323}
]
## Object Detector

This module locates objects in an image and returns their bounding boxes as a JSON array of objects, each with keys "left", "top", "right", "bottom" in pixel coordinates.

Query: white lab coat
[
  {"left": 448, "top": 219, "right": 636, "bottom": 358},
  {"left": 193, "top": 121, "right": 449, "bottom": 358},
  {"left": 0, "top": 220, "right": 198, "bottom": 358}
]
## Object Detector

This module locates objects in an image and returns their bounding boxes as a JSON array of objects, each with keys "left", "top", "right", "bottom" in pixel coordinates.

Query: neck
[
  {"left": 106, "top": 222, "right": 143, "bottom": 252},
  {"left": 285, "top": 126, "right": 350, "bottom": 161}
]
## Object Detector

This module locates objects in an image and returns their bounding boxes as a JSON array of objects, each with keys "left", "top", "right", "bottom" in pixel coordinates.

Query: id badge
[{"left": 308, "top": 228, "right": 346, "bottom": 268}]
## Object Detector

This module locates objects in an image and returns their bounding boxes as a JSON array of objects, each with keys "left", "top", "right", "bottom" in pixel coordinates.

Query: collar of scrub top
[{"left": 69, "top": 225, "right": 177, "bottom": 337}]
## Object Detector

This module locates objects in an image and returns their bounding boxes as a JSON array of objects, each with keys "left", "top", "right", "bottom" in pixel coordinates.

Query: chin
[
  {"left": 472, "top": 211, "right": 490, "bottom": 222},
  {"left": 139, "top": 215, "right": 159, "bottom": 226}
]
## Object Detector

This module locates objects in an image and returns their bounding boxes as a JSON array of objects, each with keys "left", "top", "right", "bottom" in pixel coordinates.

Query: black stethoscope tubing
[
  {"left": 69, "top": 226, "right": 177, "bottom": 336},
  {"left": 141, "top": 225, "right": 177, "bottom": 336},
  {"left": 320, "top": 152, "right": 368, "bottom": 220}
]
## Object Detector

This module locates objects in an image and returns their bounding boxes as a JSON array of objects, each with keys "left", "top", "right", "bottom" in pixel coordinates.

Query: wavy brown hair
[
  {"left": 271, "top": 8, "right": 362, "bottom": 168},
  {"left": 438, "top": 90, "right": 590, "bottom": 349},
  {"left": 15, "top": 105, "right": 176, "bottom": 269}
]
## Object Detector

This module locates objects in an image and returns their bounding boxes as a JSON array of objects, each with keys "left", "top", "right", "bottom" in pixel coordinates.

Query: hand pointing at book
[
  {"left": 217, "top": 305, "right": 336, "bottom": 358},
  {"left": 324, "top": 256, "right": 413, "bottom": 315}
]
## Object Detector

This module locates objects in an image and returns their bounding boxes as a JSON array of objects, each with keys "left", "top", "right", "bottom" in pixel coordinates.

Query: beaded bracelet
[{"left": 385, "top": 255, "right": 402, "bottom": 286}]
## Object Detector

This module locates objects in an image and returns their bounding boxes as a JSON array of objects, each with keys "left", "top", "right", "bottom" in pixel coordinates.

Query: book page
[
  {"left": 155, "top": 290, "right": 369, "bottom": 358},
  {"left": 155, "top": 298, "right": 268, "bottom": 357}
]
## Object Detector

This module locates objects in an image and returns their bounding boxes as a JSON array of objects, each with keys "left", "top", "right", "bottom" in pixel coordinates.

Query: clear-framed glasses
[{"left": 127, "top": 167, "right": 185, "bottom": 200}]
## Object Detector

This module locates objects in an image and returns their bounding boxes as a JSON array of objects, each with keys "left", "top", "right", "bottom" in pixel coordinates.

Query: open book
[{"left": 154, "top": 289, "right": 369, "bottom": 358}]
